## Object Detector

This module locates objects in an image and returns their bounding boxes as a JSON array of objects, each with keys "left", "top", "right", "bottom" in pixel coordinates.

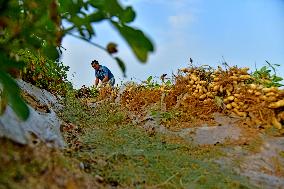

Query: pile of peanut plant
[{"left": 118, "top": 64, "right": 284, "bottom": 132}]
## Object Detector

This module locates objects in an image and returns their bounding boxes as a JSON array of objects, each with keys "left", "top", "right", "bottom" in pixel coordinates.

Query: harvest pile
[{"left": 119, "top": 66, "right": 284, "bottom": 132}]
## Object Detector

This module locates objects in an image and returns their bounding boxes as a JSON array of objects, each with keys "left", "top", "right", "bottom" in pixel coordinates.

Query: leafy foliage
[
  {"left": 18, "top": 49, "right": 71, "bottom": 95},
  {"left": 58, "top": 0, "right": 154, "bottom": 70},
  {"left": 0, "top": 0, "right": 154, "bottom": 120},
  {"left": 143, "top": 76, "right": 160, "bottom": 88},
  {"left": 251, "top": 61, "right": 283, "bottom": 87},
  {"left": 142, "top": 75, "right": 172, "bottom": 89}
]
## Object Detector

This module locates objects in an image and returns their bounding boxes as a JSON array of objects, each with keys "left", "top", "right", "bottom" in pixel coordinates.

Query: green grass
[{"left": 60, "top": 94, "right": 257, "bottom": 189}]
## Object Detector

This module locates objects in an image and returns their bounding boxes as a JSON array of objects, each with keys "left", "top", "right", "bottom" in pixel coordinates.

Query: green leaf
[
  {"left": 272, "top": 76, "right": 283, "bottom": 82},
  {"left": 147, "top": 76, "right": 153, "bottom": 83},
  {"left": 95, "top": 0, "right": 135, "bottom": 23},
  {"left": 89, "top": 0, "right": 105, "bottom": 9},
  {"left": 0, "top": 71, "right": 29, "bottom": 120},
  {"left": 120, "top": 6, "right": 136, "bottom": 23},
  {"left": 42, "top": 45, "right": 59, "bottom": 60},
  {"left": 58, "top": 0, "right": 82, "bottom": 16},
  {"left": 26, "top": 34, "right": 43, "bottom": 49},
  {"left": 104, "top": 0, "right": 123, "bottom": 17},
  {"left": 10, "top": 94, "right": 30, "bottom": 120},
  {"left": 115, "top": 57, "right": 126, "bottom": 77},
  {"left": 1, "top": 69, "right": 19, "bottom": 87},
  {"left": 260, "top": 66, "right": 267, "bottom": 72},
  {"left": 85, "top": 23, "right": 95, "bottom": 38},
  {"left": 165, "top": 80, "right": 171, "bottom": 86},
  {"left": 112, "top": 21, "right": 154, "bottom": 62},
  {"left": 0, "top": 52, "right": 25, "bottom": 71},
  {"left": 88, "top": 11, "right": 106, "bottom": 22}
]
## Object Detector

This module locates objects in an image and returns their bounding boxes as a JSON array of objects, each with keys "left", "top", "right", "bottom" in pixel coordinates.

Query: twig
[
  {"left": 258, "top": 110, "right": 264, "bottom": 121},
  {"left": 160, "top": 91, "right": 166, "bottom": 112},
  {"left": 67, "top": 32, "right": 107, "bottom": 52},
  {"left": 150, "top": 170, "right": 183, "bottom": 188}
]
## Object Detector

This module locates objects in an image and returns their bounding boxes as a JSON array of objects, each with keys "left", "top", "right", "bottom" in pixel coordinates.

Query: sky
[{"left": 61, "top": 0, "right": 284, "bottom": 89}]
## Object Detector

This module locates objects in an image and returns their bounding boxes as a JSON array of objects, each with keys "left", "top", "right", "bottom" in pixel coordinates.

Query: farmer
[{"left": 91, "top": 60, "right": 115, "bottom": 87}]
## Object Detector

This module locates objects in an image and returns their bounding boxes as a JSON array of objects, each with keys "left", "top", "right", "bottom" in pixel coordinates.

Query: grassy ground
[
  {"left": 59, "top": 93, "right": 256, "bottom": 188},
  {"left": 0, "top": 92, "right": 257, "bottom": 188}
]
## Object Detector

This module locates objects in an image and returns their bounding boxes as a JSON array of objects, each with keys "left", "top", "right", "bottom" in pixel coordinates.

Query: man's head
[{"left": 91, "top": 60, "right": 100, "bottom": 70}]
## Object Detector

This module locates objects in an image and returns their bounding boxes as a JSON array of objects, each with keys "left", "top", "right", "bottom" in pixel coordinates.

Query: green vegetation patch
[{"left": 60, "top": 94, "right": 256, "bottom": 189}]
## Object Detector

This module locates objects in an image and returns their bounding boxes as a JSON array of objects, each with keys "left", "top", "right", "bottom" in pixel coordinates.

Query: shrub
[{"left": 18, "top": 49, "right": 71, "bottom": 95}]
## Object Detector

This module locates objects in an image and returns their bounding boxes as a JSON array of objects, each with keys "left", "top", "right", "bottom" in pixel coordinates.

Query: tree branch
[{"left": 67, "top": 32, "right": 106, "bottom": 52}]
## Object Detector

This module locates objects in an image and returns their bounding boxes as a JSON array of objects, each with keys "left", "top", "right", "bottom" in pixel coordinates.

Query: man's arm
[
  {"left": 94, "top": 77, "right": 99, "bottom": 87},
  {"left": 102, "top": 75, "right": 109, "bottom": 83},
  {"left": 101, "top": 66, "right": 110, "bottom": 84}
]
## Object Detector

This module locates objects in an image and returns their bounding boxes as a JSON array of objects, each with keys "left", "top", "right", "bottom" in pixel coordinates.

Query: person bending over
[{"left": 91, "top": 60, "right": 115, "bottom": 87}]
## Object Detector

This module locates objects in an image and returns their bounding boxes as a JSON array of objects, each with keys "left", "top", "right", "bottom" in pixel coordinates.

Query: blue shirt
[{"left": 95, "top": 65, "right": 114, "bottom": 81}]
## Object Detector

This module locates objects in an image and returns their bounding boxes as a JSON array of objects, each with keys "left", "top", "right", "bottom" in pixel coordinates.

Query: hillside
[{"left": 1, "top": 65, "right": 284, "bottom": 189}]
